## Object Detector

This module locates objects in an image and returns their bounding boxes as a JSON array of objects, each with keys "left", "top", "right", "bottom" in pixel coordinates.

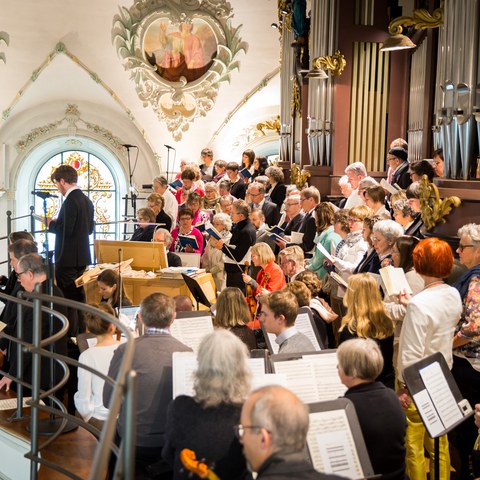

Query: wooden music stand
[{"left": 94, "top": 240, "right": 168, "bottom": 271}]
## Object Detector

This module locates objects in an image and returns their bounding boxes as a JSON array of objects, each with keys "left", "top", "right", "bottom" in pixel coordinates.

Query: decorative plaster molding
[
  {"left": 232, "top": 115, "right": 280, "bottom": 149},
  {"left": 15, "top": 104, "right": 126, "bottom": 154},
  {"left": 112, "top": 0, "right": 248, "bottom": 140},
  {"left": 0, "top": 31, "right": 9, "bottom": 64},
  {"left": 210, "top": 67, "right": 280, "bottom": 144},
  {"left": 1, "top": 42, "right": 156, "bottom": 157}
]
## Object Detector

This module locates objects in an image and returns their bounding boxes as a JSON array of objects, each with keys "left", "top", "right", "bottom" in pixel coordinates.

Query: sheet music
[
  {"left": 266, "top": 311, "right": 321, "bottom": 354},
  {"left": 379, "top": 266, "right": 412, "bottom": 296},
  {"left": 248, "top": 357, "right": 266, "bottom": 376},
  {"left": 308, "top": 409, "right": 364, "bottom": 479},
  {"left": 380, "top": 178, "right": 398, "bottom": 195},
  {"left": 273, "top": 354, "right": 346, "bottom": 404},
  {"left": 273, "top": 359, "right": 320, "bottom": 403},
  {"left": 310, "top": 353, "right": 348, "bottom": 400},
  {"left": 0, "top": 397, "right": 45, "bottom": 411},
  {"left": 169, "top": 314, "right": 213, "bottom": 352},
  {"left": 291, "top": 231, "right": 304, "bottom": 244},
  {"left": 419, "top": 361, "right": 463, "bottom": 429},
  {"left": 251, "top": 373, "right": 288, "bottom": 391},
  {"left": 172, "top": 352, "right": 197, "bottom": 398},
  {"left": 316, "top": 242, "right": 335, "bottom": 263},
  {"left": 412, "top": 389, "right": 444, "bottom": 437},
  {"left": 295, "top": 312, "right": 322, "bottom": 351},
  {"left": 0, "top": 320, "right": 6, "bottom": 332}
]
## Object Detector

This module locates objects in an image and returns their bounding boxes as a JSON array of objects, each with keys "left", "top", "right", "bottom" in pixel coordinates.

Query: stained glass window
[{"left": 33, "top": 150, "right": 118, "bottom": 256}]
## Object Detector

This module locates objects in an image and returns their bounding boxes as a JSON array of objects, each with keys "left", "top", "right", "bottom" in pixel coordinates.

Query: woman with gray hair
[
  {"left": 392, "top": 199, "right": 417, "bottom": 231},
  {"left": 162, "top": 329, "right": 251, "bottom": 479},
  {"left": 451, "top": 223, "right": 480, "bottom": 478},
  {"left": 200, "top": 212, "right": 232, "bottom": 292},
  {"left": 371, "top": 219, "right": 404, "bottom": 270},
  {"left": 337, "top": 338, "right": 406, "bottom": 479}
]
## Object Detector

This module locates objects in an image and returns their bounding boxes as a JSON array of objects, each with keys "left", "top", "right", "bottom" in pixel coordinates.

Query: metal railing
[{"left": 0, "top": 287, "right": 136, "bottom": 479}]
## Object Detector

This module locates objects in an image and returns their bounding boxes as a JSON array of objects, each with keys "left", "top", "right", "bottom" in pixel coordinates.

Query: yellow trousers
[{"left": 405, "top": 399, "right": 450, "bottom": 480}]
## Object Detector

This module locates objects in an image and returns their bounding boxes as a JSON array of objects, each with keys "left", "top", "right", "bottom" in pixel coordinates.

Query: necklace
[{"left": 423, "top": 280, "right": 444, "bottom": 290}]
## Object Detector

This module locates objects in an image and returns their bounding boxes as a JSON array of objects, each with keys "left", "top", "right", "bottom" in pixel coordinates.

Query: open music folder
[
  {"left": 172, "top": 350, "right": 287, "bottom": 398},
  {"left": 270, "top": 351, "right": 347, "bottom": 404},
  {"left": 404, "top": 352, "right": 473, "bottom": 438},
  {"left": 307, "top": 398, "right": 374, "bottom": 479}
]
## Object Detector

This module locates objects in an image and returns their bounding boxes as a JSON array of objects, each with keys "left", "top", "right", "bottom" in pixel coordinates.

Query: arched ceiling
[{"left": 0, "top": 0, "right": 281, "bottom": 169}]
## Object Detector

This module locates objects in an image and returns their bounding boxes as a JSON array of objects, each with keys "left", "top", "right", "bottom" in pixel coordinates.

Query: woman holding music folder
[
  {"left": 170, "top": 208, "right": 204, "bottom": 254},
  {"left": 338, "top": 273, "right": 395, "bottom": 387},
  {"left": 185, "top": 191, "right": 211, "bottom": 230},
  {"left": 130, "top": 208, "right": 157, "bottom": 242},
  {"left": 162, "top": 330, "right": 252, "bottom": 479},
  {"left": 201, "top": 213, "right": 232, "bottom": 292},
  {"left": 397, "top": 238, "right": 462, "bottom": 480}
]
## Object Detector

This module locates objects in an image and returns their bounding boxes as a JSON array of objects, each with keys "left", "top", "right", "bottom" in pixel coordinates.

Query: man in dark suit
[
  {"left": 0, "top": 253, "right": 67, "bottom": 394},
  {"left": 387, "top": 147, "right": 411, "bottom": 190},
  {"left": 215, "top": 199, "right": 256, "bottom": 293},
  {"left": 48, "top": 165, "right": 94, "bottom": 335},
  {"left": 104, "top": 293, "right": 192, "bottom": 476},
  {"left": 248, "top": 182, "right": 280, "bottom": 227},
  {"left": 283, "top": 195, "right": 304, "bottom": 236},
  {"left": 283, "top": 187, "right": 319, "bottom": 257}
]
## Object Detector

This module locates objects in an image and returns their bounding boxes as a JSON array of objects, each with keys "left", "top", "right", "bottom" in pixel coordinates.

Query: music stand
[
  {"left": 181, "top": 274, "right": 211, "bottom": 310},
  {"left": 404, "top": 352, "right": 474, "bottom": 480}
]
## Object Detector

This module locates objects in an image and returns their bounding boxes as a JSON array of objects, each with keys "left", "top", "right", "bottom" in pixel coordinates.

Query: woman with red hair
[{"left": 397, "top": 238, "right": 462, "bottom": 480}]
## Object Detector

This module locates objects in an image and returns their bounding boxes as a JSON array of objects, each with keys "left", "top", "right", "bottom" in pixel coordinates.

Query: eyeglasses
[
  {"left": 285, "top": 202, "right": 299, "bottom": 207},
  {"left": 371, "top": 236, "right": 382, "bottom": 243},
  {"left": 250, "top": 192, "right": 262, "bottom": 197},
  {"left": 233, "top": 424, "right": 265, "bottom": 439},
  {"left": 16, "top": 270, "right": 28, "bottom": 277},
  {"left": 458, "top": 244, "right": 475, "bottom": 252}
]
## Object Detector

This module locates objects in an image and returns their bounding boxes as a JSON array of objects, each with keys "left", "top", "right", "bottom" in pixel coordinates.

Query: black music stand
[
  {"left": 181, "top": 273, "right": 211, "bottom": 310},
  {"left": 404, "top": 352, "right": 474, "bottom": 480}
]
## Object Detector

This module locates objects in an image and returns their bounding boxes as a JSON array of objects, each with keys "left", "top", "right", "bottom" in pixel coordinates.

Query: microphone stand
[
  {"left": 165, "top": 145, "right": 175, "bottom": 182},
  {"left": 125, "top": 145, "right": 137, "bottom": 212}
]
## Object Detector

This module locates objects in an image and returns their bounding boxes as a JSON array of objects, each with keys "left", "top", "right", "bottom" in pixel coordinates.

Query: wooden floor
[{"left": 0, "top": 389, "right": 99, "bottom": 479}]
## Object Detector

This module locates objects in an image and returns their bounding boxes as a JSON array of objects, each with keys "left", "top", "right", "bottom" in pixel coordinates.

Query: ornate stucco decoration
[
  {"left": 290, "top": 163, "right": 311, "bottom": 190},
  {"left": 419, "top": 175, "right": 461, "bottom": 231},
  {"left": 112, "top": 0, "right": 248, "bottom": 140},
  {"left": 15, "top": 104, "right": 127, "bottom": 154},
  {"left": 0, "top": 31, "right": 9, "bottom": 64},
  {"left": 232, "top": 116, "right": 281, "bottom": 149}
]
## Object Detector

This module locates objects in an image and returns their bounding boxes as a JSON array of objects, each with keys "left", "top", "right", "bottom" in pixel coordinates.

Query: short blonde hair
[
  {"left": 278, "top": 245, "right": 304, "bottom": 265},
  {"left": 349, "top": 205, "right": 372, "bottom": 221},
  {"left": 252, "top": 242, "right": 275, "bottom": 264}
]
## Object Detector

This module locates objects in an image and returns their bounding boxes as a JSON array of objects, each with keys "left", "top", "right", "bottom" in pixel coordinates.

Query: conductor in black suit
[
  {"left": 48, "top": 165, "right": 94, "bottom": 334},
  {"left": 248, "top": 182, "right": 280, "bottom": 227}
]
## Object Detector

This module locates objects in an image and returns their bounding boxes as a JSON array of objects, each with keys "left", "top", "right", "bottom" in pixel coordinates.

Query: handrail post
[
  {"left": 14, "top": 301, "right": 25, "bottom": 420},
  {"left": 6, "top": 210, "right": 12, "bottom": 275},
  {"left": 30, "top": 206, "right": 35, "bottom": 236},
  {"left": 29, "top": 284, "right": 43, "bottom": 480},
  {"left": 124, "top": 370, "right": 137, "bottom": 479}
]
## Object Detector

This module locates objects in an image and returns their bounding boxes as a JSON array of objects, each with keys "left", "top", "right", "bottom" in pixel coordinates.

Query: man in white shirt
[
  {"left": 153, "top": 176, "right": 178, "bottom": 227},
  {"left": 259, "top": 290, "right": 314, "bottom": 354},
  {"left": 344, "top": 162, "right": 367, "bottom": 208}
]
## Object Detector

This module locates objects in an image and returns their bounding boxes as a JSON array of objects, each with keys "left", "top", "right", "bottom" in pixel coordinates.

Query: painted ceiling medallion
[{"left": 113, "top": 0, "right": 248, "bottom": 140}]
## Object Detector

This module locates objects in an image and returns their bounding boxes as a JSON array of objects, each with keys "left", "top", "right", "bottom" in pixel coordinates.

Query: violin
[
  {"left": 245, "top": 262, "right": 257, "bottom": 318},
  {"left": 180, "top": 449, "right": 220, "bottom": 480}
]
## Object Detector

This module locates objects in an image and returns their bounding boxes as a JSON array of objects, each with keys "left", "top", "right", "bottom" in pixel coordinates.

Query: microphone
[
  {"left": 32, "top": 191, "right": 58, "bottom": 199},
  {"left": 122, "top": 144, "right": 137, "bottom": 148},
  {"left": 164, "top": 144, "right": 176, "bottom": 150}
]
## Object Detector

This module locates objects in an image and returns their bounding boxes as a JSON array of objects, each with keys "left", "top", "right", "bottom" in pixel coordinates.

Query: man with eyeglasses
[
  {"left": 0, "top": 253, "right": 67, "bottom": 394},
  {"left": 386, "top": 147, "right": 411, "bottom": 190},
  {"left": 237, "top": 385, "right": 341, "bottom": 479},
  {"left": 248, "top": 182, "right": 280, "bottom": 227}
]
